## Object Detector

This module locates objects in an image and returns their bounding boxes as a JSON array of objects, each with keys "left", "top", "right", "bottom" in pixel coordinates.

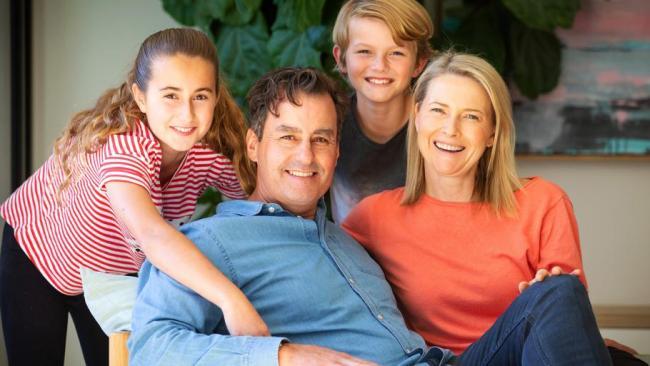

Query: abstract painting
[{"left": 514, "top": 0, "right": 650, "bottom": 156}]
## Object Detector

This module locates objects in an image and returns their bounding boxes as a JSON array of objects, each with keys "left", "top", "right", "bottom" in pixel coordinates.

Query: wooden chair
[{"left": 109, "top": 331, "right": 130, "bottom": 366}]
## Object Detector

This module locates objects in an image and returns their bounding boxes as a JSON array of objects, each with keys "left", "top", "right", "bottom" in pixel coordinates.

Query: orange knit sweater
[{"left": 343, "top": 177, "right": 586, "bottom": 354}]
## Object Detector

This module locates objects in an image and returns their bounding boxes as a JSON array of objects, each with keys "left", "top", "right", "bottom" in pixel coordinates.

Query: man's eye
[
  {"left": 313, "top": 137, "right": 330, "bottom": 144},
  {"left": 390, "top": 51, "right": 405, "bottom": 56},
  {"left": 464, "top": 114, "right": 480, "bottom": 121},
  {"left": 431, "top": 108, "right": 444, "bottom": 114},
  {"left": 357, "top": 49, "right": 370, "bottom": 54},
  {"left": 280, "top": 135, "right": 296, "bottom": 141}
]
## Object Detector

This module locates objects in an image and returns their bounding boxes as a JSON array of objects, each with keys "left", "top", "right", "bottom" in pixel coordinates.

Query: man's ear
[
  {"left": 246, "top": 129, "right": 260, "bottom": 163},
  {"left": 333, "top": 45, "right": 347, "bottom": 74},
  {"left": 131, "top": 83, "right": 147, "bottom": 113},
  {"left": 412, "top": 57, "right": 428, "bottom": 78}
]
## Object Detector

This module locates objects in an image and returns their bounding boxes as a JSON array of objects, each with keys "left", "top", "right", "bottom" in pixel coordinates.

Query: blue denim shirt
[{"left": 129, "top": 200, "right": 454, "bottom": 366}]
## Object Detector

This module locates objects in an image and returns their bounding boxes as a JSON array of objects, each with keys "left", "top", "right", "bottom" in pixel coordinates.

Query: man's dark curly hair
[{"left": 246, "top": 67, "right": 348, "bottom": 141}]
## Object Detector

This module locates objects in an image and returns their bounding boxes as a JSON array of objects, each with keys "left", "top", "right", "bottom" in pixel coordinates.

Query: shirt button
[
  {"left": 406, "top": 348, "right": 412, "bottom": 353},
  {"left": 268, "top": 207, "right": 275, "bottom": 213},
  {"left": 377, "top": 313, "right": 384, "bottom": 320},
  {"left": 348, "top": 278, "right": 355, "bottom": 284}
]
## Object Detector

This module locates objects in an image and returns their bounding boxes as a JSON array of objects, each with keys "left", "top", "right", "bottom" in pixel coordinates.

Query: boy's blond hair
[{"left": 332, "top": 0, "right": 434, "bottom": 68}]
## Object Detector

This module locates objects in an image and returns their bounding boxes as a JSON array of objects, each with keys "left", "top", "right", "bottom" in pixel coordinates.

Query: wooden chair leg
[{"left": 109, "top": 331, "right": 130, "bottom": 366}]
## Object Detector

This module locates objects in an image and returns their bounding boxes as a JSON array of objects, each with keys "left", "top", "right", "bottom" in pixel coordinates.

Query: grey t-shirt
[{"left": 330, "top": 96, "right": 408, "bottom": 223}]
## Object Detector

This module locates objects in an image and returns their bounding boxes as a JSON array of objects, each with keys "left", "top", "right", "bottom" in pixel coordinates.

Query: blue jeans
[{"left": 456, "top": 275, "right": 611, "bottom": 366}]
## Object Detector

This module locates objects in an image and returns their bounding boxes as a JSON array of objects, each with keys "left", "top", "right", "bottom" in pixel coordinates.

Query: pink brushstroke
[
  {"left": 597, "top": 70, "right": 650, "bottom": 87},
  {"left": 557, "top": 0, "right": 650, "bottom": 47}
]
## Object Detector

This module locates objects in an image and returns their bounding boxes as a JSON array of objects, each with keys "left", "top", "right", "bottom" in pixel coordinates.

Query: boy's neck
[{"left": 355, "top": 93, "right": 411, "bottom": 144}]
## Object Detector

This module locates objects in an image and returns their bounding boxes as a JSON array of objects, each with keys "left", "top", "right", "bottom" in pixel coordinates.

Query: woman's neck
[
  {"left": 355, "top": 93, "right": 411, "bottom": 144},
  {"left": 424, "top": 170, "right": 477, "bottom": 203}
]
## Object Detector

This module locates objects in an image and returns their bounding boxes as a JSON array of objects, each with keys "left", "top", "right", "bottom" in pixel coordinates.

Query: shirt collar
[{"left": 216, "top": 198, "right": 328, "bottom": 219}]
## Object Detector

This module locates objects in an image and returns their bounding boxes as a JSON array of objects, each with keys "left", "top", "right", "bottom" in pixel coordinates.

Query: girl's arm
[{"left": 105, "top": 181, "right": 269, "bottom": 337}]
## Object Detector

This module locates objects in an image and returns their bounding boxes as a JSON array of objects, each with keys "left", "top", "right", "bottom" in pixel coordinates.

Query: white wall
[
  {"left": 517, "top": 159, "right": 650, "bottom": 352},
  {"left": 31, "top": 1, "right": 178, "bottom": 365},
  {"left": 24, "top": 0, "right": 650, "bottom": 362},
  {"left": 32, "top": 0, "right": 179, "bottom": 168}
]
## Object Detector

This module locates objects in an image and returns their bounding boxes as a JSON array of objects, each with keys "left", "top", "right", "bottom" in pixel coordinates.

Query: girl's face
[
  {"left": 132, "top": 54, "right": 217, "bottom": 160},
  {"left": 415, "top": 73, "right": 495, "bottom": 182}
]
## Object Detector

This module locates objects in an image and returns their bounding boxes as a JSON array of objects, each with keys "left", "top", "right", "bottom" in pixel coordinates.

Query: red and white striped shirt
[{"left": 0, "top": 120, "right": 246, "bottom": 295}]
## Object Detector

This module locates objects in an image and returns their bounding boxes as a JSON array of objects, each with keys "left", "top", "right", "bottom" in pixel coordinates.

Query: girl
[{"left": 0, "top": 28, "right": 267, "bottom": 365}]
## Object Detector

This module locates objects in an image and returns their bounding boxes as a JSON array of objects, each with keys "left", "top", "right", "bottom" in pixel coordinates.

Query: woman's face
[
  {"left": 132, "top": 54, "right": 217, "bottom": 161},
  {"left": 415, "top": 73, "right": 495, "bottom": 182}
]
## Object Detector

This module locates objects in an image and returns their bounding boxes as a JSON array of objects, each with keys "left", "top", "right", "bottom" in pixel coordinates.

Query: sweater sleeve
[{"left": 538, "top": 194, "right": 588, "bottom": 288}]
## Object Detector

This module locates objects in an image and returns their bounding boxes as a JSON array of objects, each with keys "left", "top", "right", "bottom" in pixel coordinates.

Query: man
[{"left": 128, "top": 67, "right": 610, "bottom": 366}]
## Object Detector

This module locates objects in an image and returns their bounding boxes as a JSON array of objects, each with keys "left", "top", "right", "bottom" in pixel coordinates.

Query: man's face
[{"left": 247, "top": 92, "right": 339, "bottom": 218}]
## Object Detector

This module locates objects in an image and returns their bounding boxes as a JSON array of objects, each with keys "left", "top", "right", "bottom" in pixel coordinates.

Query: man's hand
[
  {"left": 278, "top": 344, "right": 379, "bottom": 366},
  {"left": 518, "top": 266, "right": 581, "bottom": 293},
  {"left": 221, "top": 291, "right": 270, "bottom": 336}
]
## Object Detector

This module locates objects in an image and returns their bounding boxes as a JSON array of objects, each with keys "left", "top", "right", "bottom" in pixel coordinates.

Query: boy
[{"left": 330, "top": 0, "right": 434, "bottom": 222}]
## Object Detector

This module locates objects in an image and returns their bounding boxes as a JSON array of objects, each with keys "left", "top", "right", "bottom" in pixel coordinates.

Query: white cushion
[{"left": 80, "top": 267, "right": 137, "bottom": 335}]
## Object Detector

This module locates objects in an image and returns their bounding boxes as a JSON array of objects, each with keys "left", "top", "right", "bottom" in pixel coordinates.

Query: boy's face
[{"left": 334, "top": 16, "right": 425, "bottom": 106}]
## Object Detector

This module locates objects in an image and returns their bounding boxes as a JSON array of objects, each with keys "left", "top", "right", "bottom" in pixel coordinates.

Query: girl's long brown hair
[{"left": 53, "top": 28, "right": 255, "bottom": 201}]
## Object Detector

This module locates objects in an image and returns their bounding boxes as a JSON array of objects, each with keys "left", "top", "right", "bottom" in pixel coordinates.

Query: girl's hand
[
  {"left": 220, "top": 291, "right": 270, "bottom": 336},
  {"left": 518, "top": 266, "right": 581, "bottom": 293}
]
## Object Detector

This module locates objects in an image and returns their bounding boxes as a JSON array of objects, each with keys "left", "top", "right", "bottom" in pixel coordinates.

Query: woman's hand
[
  {"left": 220, "top": 290, "right": 270, "bottom": 336},
  {"left": 518, "top": 266, "right": 581, "bottom": 293}
]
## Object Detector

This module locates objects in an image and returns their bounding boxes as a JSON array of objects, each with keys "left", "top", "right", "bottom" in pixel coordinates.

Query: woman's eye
[
  {"left": 164, "top": 94, "right": 178, "bottom": 100},
  {"left": 195, "top": 94, "right": 208, "bottom": 101},
  {"left": 390, "top": 51, "right": 405, "bottom": 56}
]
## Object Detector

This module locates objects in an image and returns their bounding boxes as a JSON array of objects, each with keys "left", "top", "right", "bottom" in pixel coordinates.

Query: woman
[{"left": 343, "top": 52, "right": 641, "bottom": 364}]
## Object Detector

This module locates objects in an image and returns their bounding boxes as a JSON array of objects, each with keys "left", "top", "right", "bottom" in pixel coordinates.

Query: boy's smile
[{"left": 334, "top": 17, "right": 423, "bottom": 106}]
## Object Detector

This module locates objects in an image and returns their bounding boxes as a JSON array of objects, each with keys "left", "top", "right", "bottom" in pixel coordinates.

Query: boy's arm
[
  {"left": 129, "top": 260, "right": 285, "bottom": 365},
  {"left": 105, "top": 181, "right": 269, "bottom": 336}
]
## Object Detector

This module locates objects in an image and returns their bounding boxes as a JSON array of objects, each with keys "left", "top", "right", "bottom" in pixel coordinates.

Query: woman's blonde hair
[
  {"left": 53, "top": 28, "right": 255, "bottom": 200},
  {"left": 403, "top": 51, "right": 521, "bottom": 215},
  {"left": 332, "top": 0, "right": 434, "bottom": 68}
]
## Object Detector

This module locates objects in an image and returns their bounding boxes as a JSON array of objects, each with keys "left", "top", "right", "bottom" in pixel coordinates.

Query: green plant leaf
[
  {"left": 268, "top": 28, "right": 322, "bottom": 68},
  {"left": 501, "top": 0, "right": 581, "bottom": 31},
  {"left": 306, "top": 25, "right": 330, "bottom": 53},
  {"left": 273, "top": 0, "right": 325, "bottom": 32},
  {"left": 441, "top": 3, "right": 506, "bottom": 74},
  {"left": 224, "top": 0, "right": 264, "bottom": 25},
  {"left": 509, "top": 20, "right": 561, "bottom": 99},
  {"left": 215, "top": 13, "right": 272, "bottom": 98},
  {"left": 162, "top": 0, "right": 204, "bottom": 26}
]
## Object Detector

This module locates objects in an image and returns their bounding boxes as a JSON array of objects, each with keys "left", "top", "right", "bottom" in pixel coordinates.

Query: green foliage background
[
  {"left": 163, "top": 0, "right": 581, "bottom": 216},
  {"left": 162, "top": 0, "right": 580, "bottom": 102}
]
